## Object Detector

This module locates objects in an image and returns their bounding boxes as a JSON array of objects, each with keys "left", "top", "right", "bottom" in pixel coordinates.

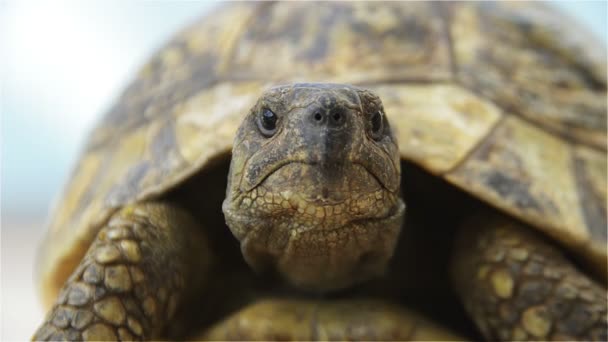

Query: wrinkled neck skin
[{"left": 222, "top": 83, "right": 405, "bottom": 292}]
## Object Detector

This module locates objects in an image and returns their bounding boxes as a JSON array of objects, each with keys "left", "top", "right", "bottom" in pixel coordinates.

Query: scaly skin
[
  {"left": 33, "top": 203, "right": 211, "bottom": 340},
  {"left": 452, "top": 213, "right": 607, "bottom": 341},
  {"left": 200, "top": 299, "right": 465, "bottom": 341},
  {"left": 223, "top": 83, "right": 405, "bottom": 292}
]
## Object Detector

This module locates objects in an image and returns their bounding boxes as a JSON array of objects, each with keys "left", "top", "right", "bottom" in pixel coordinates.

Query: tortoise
[{"left": 33, "top": 1, "right": 607, "bottom": 341}]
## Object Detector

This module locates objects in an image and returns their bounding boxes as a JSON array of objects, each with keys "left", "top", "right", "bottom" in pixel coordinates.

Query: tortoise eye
[
  {"left": 258, "top": 108, "right": 278, "bottom": 137},
  {"left": 370, "top": 111, "right": 383, "bottom": 140}
]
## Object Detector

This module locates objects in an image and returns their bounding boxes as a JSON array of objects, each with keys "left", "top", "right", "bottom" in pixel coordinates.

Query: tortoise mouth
[
  {"left": 224, "top": 162, "right": 401, "bottom": 244},
  {"left": 250, "top": 161, "right": 389, "bottom": 205},
  {"left": 240, "top": 141, "right": 399, "bottom": 195},
  {"left": 223, "top": 158, "right": 405, "bottom": 292}
]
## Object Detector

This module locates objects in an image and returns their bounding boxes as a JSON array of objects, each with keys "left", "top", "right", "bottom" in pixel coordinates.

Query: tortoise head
[{"left": 223, "top": 83, "right": 405, "bottom": 291}]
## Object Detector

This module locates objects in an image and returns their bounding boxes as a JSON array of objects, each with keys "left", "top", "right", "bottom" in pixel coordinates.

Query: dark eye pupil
[
  {"left": 260, "top": 109, "right": 277, "bottom": 134},
  {"left": 371, "top": 111, "right": 382, "bottom": 133}
]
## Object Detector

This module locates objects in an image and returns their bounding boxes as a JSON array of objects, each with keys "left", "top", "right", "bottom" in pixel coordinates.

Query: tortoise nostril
[{"left": 310, "top": 109, "right": 346, "bottom": 127}]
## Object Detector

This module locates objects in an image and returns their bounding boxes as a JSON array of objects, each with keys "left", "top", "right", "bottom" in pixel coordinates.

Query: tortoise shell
[{"left": 37, "top": 1, "right": 607, "bottom": 307}]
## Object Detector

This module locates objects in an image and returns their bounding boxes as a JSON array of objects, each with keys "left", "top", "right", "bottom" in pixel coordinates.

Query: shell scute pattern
[
  {"left": 87, "top": 2, "right": 260, "bottom": 150},
  {"left": 374, "top": 84, "right": 503, "bottom": 173},
  {"left": 39, "top": 1, "right": 606, "bottom": 310},
  {"left": 229, "top": 2, "right": 452, "bottom": 83},
  {"left": 451, "top": 2, "right": 607, "bottom": 149}
]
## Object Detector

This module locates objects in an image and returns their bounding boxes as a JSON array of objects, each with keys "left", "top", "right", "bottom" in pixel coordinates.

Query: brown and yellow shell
[{"left": 38, "top": 2, "right": 607, "bottom": 306}]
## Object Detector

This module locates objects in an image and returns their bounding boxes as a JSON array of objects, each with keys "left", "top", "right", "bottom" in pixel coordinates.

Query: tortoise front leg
[
  {"left": 451, "top": 213, "right": 607, "bottom": 341},
  {"left": 200, "top": 298, "right": 464, "bottom": 341},
  {"left": 33, "top": 202, "right": 211, "bottom": 341}
]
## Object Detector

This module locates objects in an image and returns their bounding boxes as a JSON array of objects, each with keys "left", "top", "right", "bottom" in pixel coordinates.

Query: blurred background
[{"left": 1, "top": 1, "right": 605, "bottom": 340}]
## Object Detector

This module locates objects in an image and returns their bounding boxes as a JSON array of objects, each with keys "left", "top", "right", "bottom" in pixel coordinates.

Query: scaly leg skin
[
  {"left": 451, "top": 213, "right": 607, "bottom": 341},
  {"left": 199, "top": 299, "right": 465, "bottom": 341},
  {"left": 33, "top": 202, "right": 211, "bottom": 341}
]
